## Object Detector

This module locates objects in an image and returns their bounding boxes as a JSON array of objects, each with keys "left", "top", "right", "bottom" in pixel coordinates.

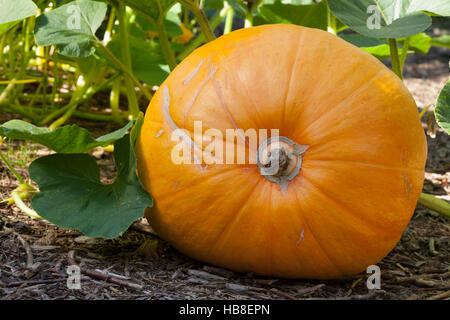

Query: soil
[{"left": 0, "top": 48, "right": 449, "bottom": 300}]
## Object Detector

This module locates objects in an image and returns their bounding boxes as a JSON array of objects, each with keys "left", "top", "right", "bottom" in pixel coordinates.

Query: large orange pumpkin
[{"left": 136, "top": 24, "right": 427, "bottom": 279}]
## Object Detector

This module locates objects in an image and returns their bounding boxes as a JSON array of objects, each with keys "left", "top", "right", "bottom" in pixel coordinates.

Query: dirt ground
[{"left": 0, "top": 48, "right": 449, "bottom": 300}]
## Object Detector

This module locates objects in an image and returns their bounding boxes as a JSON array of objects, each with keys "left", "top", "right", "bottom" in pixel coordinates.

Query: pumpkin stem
[{"left": 257, "top": 136, "right": 308, "bottom": 194}]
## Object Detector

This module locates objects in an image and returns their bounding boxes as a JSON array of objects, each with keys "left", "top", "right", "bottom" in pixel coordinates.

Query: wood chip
[
  {"left": 296, "top": 284, "right": 325, "bottom": 296},
  {"left": 187, "top": 277, "right": 209, "bottom": 285},
  {"left": 225, "top": 283, "right": 249, "bottom": 292},
  {"left": 187, "top": 269, "right": 226, "bottom": 281},
  {"left": 427, "top": 290, "right": 450, "bottom": 300}
]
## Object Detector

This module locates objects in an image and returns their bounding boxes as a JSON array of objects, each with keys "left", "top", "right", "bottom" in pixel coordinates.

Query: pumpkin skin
[{"left": 136, "top": 24, "right": 427, "bottom": 279}]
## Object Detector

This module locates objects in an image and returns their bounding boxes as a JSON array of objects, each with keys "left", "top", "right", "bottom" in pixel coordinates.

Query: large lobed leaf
[
  {"left": 0, "top": 0, "right": 38, "bottom": 35},
  {"left": 105, "top": 35, "right": 170, "bottom": 86},
  {"left": 431, "top": 35, "right": 450, "bottom": 49},
  {"left": 29, "top": 132, "right": 152, "bottom": 239},
  {"left": 132, "top": 5, "right": 183, "bottom": 38},
  {"left": 403, "top": 0, "right": 450, "bottom": 17},
  {"left": 340, "top": 32, "right": 431, "bottom": 59},
  {"left": 121, "top": 0, "right": 176, "bottom": 21},
  {"left": 257, "top": 1, "right": 328, "bottom": 30},
  {"left": 34, "top": 0, "right": 107, "bottom": 57},
  {"left": 226, "top": 0, "right": 248, "bottom": 18},
  {"left": 326, "top": 0, "right": 450, "bottom": 38},
  {"left": 435, "top": 80, "right": 450, "bottom": 134},
  {"left": 0, "top": 119, "right": 133, "bottom": 153}
]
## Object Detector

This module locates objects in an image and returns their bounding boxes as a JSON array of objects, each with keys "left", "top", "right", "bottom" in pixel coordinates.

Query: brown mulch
[{"left": 0, "top": 49, "right": 449, "bottom": 300}]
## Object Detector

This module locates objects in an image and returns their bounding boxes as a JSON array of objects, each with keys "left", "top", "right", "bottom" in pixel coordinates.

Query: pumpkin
[{"left": 136, "top": 24, "right": 427, "bottom": 279}]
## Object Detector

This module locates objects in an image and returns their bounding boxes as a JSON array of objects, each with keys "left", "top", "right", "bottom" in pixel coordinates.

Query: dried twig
[
  {"left": 296, "top": 284, "right": 325, "bottom": 297},
  {"left": 15, "top": 233, "right": 34, "bottom": 269},
  {"left": 202, "top": 266, "right": 234, "bottom": 278},
  {"left": 422, "top": 286, "right": 450, "bottom": 291},
  {"left": 83, "top": 269, "right": 143, "bottom": 290},
  {"left": 67, "top": 251, "right": 143, "bottom": 290},
  {"left": 396, "top": 277, "right": 445, "bottom": 288},
  {"left": 429, "top": 238, "right": 439, "bottom": 255},
  {"left": 6, "top": 278, "right": 67, "bottom": 287},
  {"left": 427, "top": 290, "right": 450, "bottom": 300},
  {"left": 187, "top": 269, "right": 226, "bottom": 281},
  {"left": 305, "top": 290, "right": 385, "bottom": 300},
  {"left": 94, "top": 269, "right": 131, "bottom": 280},
  {"left": 225, "top": 283, "right": 250, "bottom": 293},
  {"left": 270, "top": 288, "right": 298, "bottom": 300}
]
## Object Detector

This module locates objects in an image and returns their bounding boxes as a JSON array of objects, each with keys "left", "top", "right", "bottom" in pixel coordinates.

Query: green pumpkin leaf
[
  {"left": 405, "top": 0, "right": 450, "bottom": 16},
  {"left": 29, "top": 133, "right": 153, "bottom": 239},
  {"left": 279, "top": 0, "right": 316, "bottom": 4},
  {"left": 122, "top": 0, "right": 176, "bottom": 21},
  {"left": 105, "top": 35, "right": 170, "bottom": 86},
  {"left": 408, "top": 33, "right": 432, "bottom": 54},
  {"left": 204, "top": 0, "right": 225, "bottom": 10},
  {"left": 340, "top": 34, "right": 390, "bottom": 58},
  {"left": 328, "top": 0, "right": 434, "bottom": 38},
  {"left": 258, "top": 1, "right": 327, "bottom": 30},
  {"left": 34, "top": 0, "right": 107, "bottom": 57},
  {"left": 435, "top": 80, "right": 450, "bottom": 134},
  {"left": 0, "top": 120, "right": 133, "bottom": 153},
  {"left": 340, "top": 33, "right": 431, "bottom": 59},
  {"left": 340, "top": 33, "right": 386, "bottom": 48},
  {"left": 226, "top": 0, "right": 248, "bottom": 18},
  {"left": 431, "top": 35, "right": 450, "bottom": 48},
  {"left": 132, "top": 6, "right": 183, "bottom": 39},
  {"left": 0, "top": 0, "right": 38, "bottom": 35}
]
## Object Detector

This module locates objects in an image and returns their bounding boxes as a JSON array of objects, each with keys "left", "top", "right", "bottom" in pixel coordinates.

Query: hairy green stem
[
  {"left": 224, "top": 4, "right": 234, "bottom": 34},
  {"left": 50, "top": 49, "right": 60, "bottom": 110},
  {"left": 26, "top": 80, "right": 44, "bottom": 109},
  {"left": 39, "top": 82, "right": 88, "bottom": 125},
  {"left": 95, "top": 43, "right": 152, "bottom": 101},
  {"left": 183, "top": 6, "right": 189, "bottom": 25},
  {"left": 0, "top": 151, "right": 25, "bottom": 185},
  {"left": 48, "top": 76, "right": 93, "bottom": 130},
  {"left": 192, "top": 5, "right": 216, "bottom": 41},
  {"left": 244, "top": 11, "right": 253, "bottom": 28},
  {"left": 0, "top": 82, "right": 39, "bottom": 120},
  {"left": 7, "top": 29, "right": 17, "bottom": 78},
  {"left": 177, "top": 6, "right": 229, "bottom": 61},
  {"left": 0, "top": 79, "right": 40, "bottom": 85},
  {"left": 103, "top": 8, "right": 116, "bottom": 45},
  {"left": 40, "top": 46, "right": 49, "bottom": 112},
  {"left": 11, "top": 190, "right": 41, "bottom": 219},
  {"left": 155, "top": 18, "right": 178, "bottom": 71},
  {"left": 0, "top": 34, "right": 6, "bottom": 69},
  {"left": 388, "top": 38, "right": 403, "bottom": 80},
  {"left": 418, "top": 104, "right": 432, "bottom": 119},
  {"left": 419, "top": 193, "right": 450, "bottom": 219},
  {"left": 1, "top": 18, "right": 36, "bottom": 109},
  {"left": 73, "top": 110, "right": 126, "bottom": 122},
  {"left": 116, "top": 2, "right": 140, "bottom": 119},
  {"left": 0, "top": 81, "right": 16, "bottom": 105},
  {"left": 7, "top": 104, "right": 125, "bottom": 122},
  {"left": 324, "top": 0, "right": 337, "bottom": 34},
  {"left": 399, "top": 36, "right": 410, "bottom": 71},
  {"left": 179, "top": 1, "right": 216, "bottom": 42},
  {"left": 110, "top": 77, "right": 124, "bottom": 124},
  {"left": 244, "top": 0, "right": 263, "bottom": 28},
  {"left": 19, "top": 93, "right": 71, "bottom": 99},
  {"left": 44, "top": 72, "right": 120, "bottom": 127},
  {"left": 1, "top": 103, "right": 39, "bottom": 121},
  {"left": 15, "top": 16, "right": 36, "bottom": 98}
]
